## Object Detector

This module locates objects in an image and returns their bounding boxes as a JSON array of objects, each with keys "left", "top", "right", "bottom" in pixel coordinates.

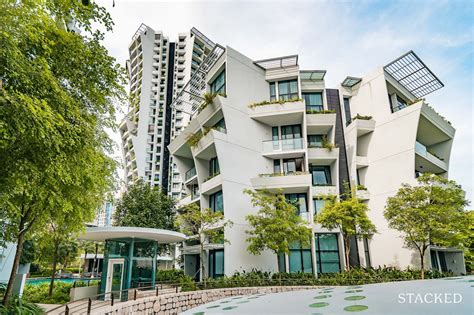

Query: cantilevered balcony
[
  {"left": 250, "top": 172, "right": 311, "bottom": 193},
  {"left": 356, "top": 187, "right": 370, "bottom": 200},
  {"left": 184, "top": 167, "right": 197, "bottom": 184},
  {"left": 415, "top": 141, "right": 448, "bottom": 174},
  {"left": 201, "top": 173, "right": 222, "bottom": 195},
  {"left": 262, "top": 138, "right": 305, "bottom": 159},
  {"left": 306, "top": 112, "right": 336, "bottom": 135},
  {"left": 346, "top": 117, "right": 376, "bottom": 136},
  {"left": 311, "top": 185, "right": 338, "bottom": 197},
  {"left": 307, "top": 147, "right": 339, "bottom": 164},
  {"left": 248, "top": 99, "right": 305, "bottom": 126}
]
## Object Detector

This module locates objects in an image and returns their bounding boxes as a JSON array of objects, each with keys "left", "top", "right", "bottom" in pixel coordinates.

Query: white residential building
[
  {"left": 93, "top": 201, "right": 115, "bottom": 227},
  {"left": 119, "top": 24, "right": 214, "bottom": 198},
  {"left": 168, "top": 46, "right": 466, "bottom": 280}
]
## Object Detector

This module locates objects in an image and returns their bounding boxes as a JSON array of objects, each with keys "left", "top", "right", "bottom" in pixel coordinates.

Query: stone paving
[{"left": 183, "top": 275, "right": 474, "bottom": 315}]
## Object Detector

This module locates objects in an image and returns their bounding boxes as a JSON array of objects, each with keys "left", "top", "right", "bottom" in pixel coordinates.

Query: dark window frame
[
  {"left": 285, "top": 193, "right": 308, "bottom": 215},
  {"left": 315, "top": 233, "right": 341, "bottom": 274},
  {"left": 210, "top": 69, "right": 226, "bottom": 94},
  {"left": 288, "top": 242, "right": 313, "bottom": 274},
  {"left": 278, "top": 80, "right": 299, "bottom": 100},
  {"left": 209, "top": 190, "right": 223, "bottom": 213},
  {"left": 303, "top": 92, "right": 324, "bottom": 112},
  {"left": 209, "top": 249, "right": 224, "bottom": 278},
  {"left": 310, "top": 165, "right": 332, "bottom": 186},
  {"left": 209, "top": 157, "right": 220, "bottom": 177}
]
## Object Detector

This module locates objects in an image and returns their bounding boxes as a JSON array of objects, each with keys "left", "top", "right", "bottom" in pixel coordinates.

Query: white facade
[
  {"left": 120, "top": 25, "right": 214, "bottom": 198},
  {"left": 93, "top": 201, "right": 115, "bottom": 227},
  {"left": 169, "top": 46, "right": 465, "bottom": 279}
]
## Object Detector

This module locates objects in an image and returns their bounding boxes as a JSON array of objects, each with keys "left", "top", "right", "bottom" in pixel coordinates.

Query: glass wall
[
  {"left": 315, "top": 233, "right": 341, "bottom": 273},
  {"left": 278, "top": 80, "right": 299, "bottom": 100},
  {"left": 310, "top": 165, "right": 332, "bottom": 185},
  {"left": 209, "top": 157, "right": 220, "bottom": 177},
  {"left": 285, "top": 193, "right": 308, "bottom": 215},
  {"left": 209, "top": 190, "right": 224, "bottom": 213},
  {"left": 210, "top": 69, "right": 225, "bottom": 94},
  {"left": 303, "top": 92, "right": 323, "bottom": 112},
  {"left": 209, "top": 249, "right": 224, "bottom": 278},
  {"left": 289, "top": 242, "right": 313, "bottom": 273}
]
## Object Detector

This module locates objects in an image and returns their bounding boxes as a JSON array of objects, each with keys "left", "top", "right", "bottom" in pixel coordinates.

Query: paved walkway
[{"left": 183, "top": 276, "right": 474, "bottom": 315}]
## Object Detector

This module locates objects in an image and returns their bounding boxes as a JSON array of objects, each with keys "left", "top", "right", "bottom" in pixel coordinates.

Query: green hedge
[
  {"left": 198, "top": 267, "right": 452, "bottom": 289},
  {"left": 0, "top": 296, "right": 44, "bottom": 315},
  {"left": 155, "top": 269, "right": 185, "bottom": 282},
  {"left": 22, "top": 280, "right": 99, "bottom": 305}
]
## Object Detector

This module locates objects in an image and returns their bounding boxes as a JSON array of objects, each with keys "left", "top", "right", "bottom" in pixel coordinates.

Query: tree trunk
[
  {"left": 49, "top": 241, "right": 59, "bottom": 297},
  {"left": 200, "top": 242, "right": 206, "bottom": 287},
  {"left": 82, "top": 248, "right": 88, "bottom": 275},
  {"left": 92, "top": 243, "right": 98, "bottom": 277},
  {"left": 420, "top": 252, "right": 425, "bottom": 280},
  {"left": 344, "top": 236, "right": 351, "bottom": 271},
  {"left": 2, "top": 230, "right": 26, "bottom": 306}
]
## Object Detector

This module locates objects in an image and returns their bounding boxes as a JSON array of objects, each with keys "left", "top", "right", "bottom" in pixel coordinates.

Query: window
[
  {"left": 280, "top": 124, "right": 302, "bottom": 139},
  {"left": 313, "top": 199, "right": 328, "bottom": 215},
  {"left": 285, "top": 193, "right": 308, "bottom": 214},
  {"left": 209, "top": 190, "right": 223, "bottom": 213},
  {"left": 283, "top": 158, "right": 304, "bottom": 174},
  {"left": 303, "top": 92, "right": 323, "bottom": 112},
  {"left": 343, "top": 98, "right": 351, "bottom": 124},
  {"left": 310, "top": 165, "right": 332, "bottom": 186},
  {"left": 277, "top": 253, "right": 286, "bottom": 272},
  {"left": 315, "top": 233, "right": 341, "bottom": 273},
  {"left": 308, "top": 135, "right": 324, "bottom": 148},
  {"left": 278, "top": 80, "right": 298, "bottom": 100},
  {"left": 209, "top": 157, "right": 220, "bottom": 176},
  {"left": 363, "top": 238, "right": 371, "bottom": 268},
  {"left": 210, "top": 69, "right": 225, "bottom": 94},
  {"left": 209, "top": 249, "right": 224, "bottom": 278},
  {"left": 273, "top": 159, "right": 281, "bottom": 173},
  {"left": 270, "top": 82, "right": 276, "bottom": 101},
  {"left": 389, "top": 94, "right": 408, "bottom": 113},
  {"left": 289, "top": 242, "right": 313, "bottom": 273},
  {"left": 214, "top": 118, "right": 226, "bottom": 132}
]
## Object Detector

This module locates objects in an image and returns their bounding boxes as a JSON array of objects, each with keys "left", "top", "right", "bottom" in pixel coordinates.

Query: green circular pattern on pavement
[
  {"left": 347, "top": 286, "right": 363, "bottom": 289},
  {"left": 344, "top": 295, "right": 366, "bottom": 301},
  {"left": 237, "top": 300, "right": 249, "bottom": 304},
  {"left": 193, "top": 312, "right": 205, "bottom": 315},
  {"left": 344, "top": 305, "right": 368, "bottom": 312},
  {"left": 221, "top": 300, "right": 231, "bottom": 303},
  {"left": 314, "top": 294, "right": 332, "bottom": 299},
  {"left": 206, "top": 305, "right": 220, "bottom": 309},
  {"left": 345, "top": 289, "right": 363, "bottom": 293},
  {"left": 444, "top": 277, "right": 462, "bottom": 280},
  {"left": 309, "top": 302, "right": 330, "bottom": 308},
  {"left": 232, "top": 296, "right": 243, "bottom": 299},
  {"left": 222, "top": 306, "right": 237, "bottom": 310}
]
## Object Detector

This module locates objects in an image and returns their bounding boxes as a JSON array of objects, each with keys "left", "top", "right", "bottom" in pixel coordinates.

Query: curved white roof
[{"left": 78, "top": 226, "right": 186, "bottom": 243}]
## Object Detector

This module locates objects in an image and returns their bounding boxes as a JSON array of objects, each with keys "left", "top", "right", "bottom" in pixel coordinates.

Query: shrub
[
  {"left": 248, "top": 98, "right": 303, "bottom": 108},
  {"left": 352, "top": 113, "right": 373, "bottom": 121},
  {"left": 306, "top": 109, "right": 336, "bottom": 114},
  {"left": 22, "top": 282, "right": 72, "bottom": 304},
  {"left": 0, "top": 296, "right": 44, "bottom": 315},
  {"left": 356, "top": 185, "right": 367, "bottom": 191},
  {"left": 156, "top": 269, "right": 185, "bottom": 282},
  {"left": 187, "top": 131, "right": 203, "bottom": 148}
]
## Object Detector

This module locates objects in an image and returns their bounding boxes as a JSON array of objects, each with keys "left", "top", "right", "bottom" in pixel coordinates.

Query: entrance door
[{"left": 106, "top": 258, "right": 124, "bottom": 300}]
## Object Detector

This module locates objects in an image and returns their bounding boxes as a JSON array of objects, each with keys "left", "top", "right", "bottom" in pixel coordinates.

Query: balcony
[
  {"left": 250, "top": 172, "right": 311, "bottom": 193},
  {"left": 356, "top": 187, "right": 370, "bottom": 200},
  {"left": 311, "top": 185, "right": 338, "bottom": 197},
  {"left": 248, "top": 99, "right": 305, "bottom": 126},
  {"left": 415, "top": 141, "right": 447, "bottom": 173},
  {"left": 262, "top": 138, "right": 305, "bottom": 159},
  {"left": 184, "top": 167, "right": 197, "bottom": 184},
  {"left": 356, "top": 156, "right": 368, "bottom": 169},
  {"left": 201, "top": 173, "right": 222, "bottom": 195},
  {"left": 346, "top": 117, "right": 376, "bottom": 136},
  {"left": 307, "top": 147, "right": 339, "bottom": 164},
  {"left": 306, "top": 112, "right": 337, "bottom": 135}
]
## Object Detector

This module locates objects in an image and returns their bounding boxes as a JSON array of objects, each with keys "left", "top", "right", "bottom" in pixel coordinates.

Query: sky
[{"left": 97, "top": 0, "right": 474, "bottom": 202}]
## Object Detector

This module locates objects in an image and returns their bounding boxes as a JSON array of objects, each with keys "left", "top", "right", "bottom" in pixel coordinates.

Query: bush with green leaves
[
  {"left": 22, "top": 282, "right": 72, "bottom": 304},
  {"left": 155, "top": 269, "right": 185, "bottom": 282},
  {"left": 0, "top": 296, "right": 43, "bottom": 315}
]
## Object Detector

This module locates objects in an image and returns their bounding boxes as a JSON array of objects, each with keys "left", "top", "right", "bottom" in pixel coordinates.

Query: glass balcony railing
[
  {"left": 262, "top": 138, "right": 304, "bottom": 153},
  {"left": 185, "top": 167, "right": 197, "bottom": 181},
  {"left": 415, "top": 141, "right": 427, "bottom": 156}
]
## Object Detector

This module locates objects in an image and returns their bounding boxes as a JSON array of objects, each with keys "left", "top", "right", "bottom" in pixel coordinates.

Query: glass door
[{"left": 106, "top": 258, "right": 124, "bottom": 300}]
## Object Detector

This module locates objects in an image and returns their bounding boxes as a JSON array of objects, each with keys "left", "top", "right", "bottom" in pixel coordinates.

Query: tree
[
  {"left": 384, "top": 174, "right": 469, "bottom": 279},
  {"left": 113, "top": 180, "right": 176, "bottom": 230},
  {"left": 177, "top": 203, "right": 232, "bottom": 282},
  {"left": 0, "top": 0, "right": 125, "bottom": 304},
  {"left": 463, "top": 211, "right": 474, "bottom": 273},
  {"left": 244, "top": 189, "right": 312, "bottom": 271},
  {"left": 315, "top": 184, "right": 377, "bottom": 271}
]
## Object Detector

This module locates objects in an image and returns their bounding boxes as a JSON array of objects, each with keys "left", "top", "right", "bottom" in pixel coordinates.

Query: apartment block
[
  {"left": 119, "top": 24, "right": 214, "bottom": 198},
  {"left": 168, "top": 45, "right": 465, "bottom": 280}
]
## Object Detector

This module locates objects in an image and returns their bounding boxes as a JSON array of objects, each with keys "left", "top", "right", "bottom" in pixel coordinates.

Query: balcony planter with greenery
[
  {"left": 258, "top": 171, "right": 309, "bottom": 177},
  {"left": 197, "top": 92, "right": 226, "bottom": 114},
  {"left": 203, "top": 172, "right": 221, "bottom": 183},
  {"left": 322, "top": 136, "right": 336, "bottom": 152},
  {"left": 248, "top": 98, "right": 303, "bottom": 108},
  {"left": 352, "top": 113, "right": 373, "bottom": 121},
  {"left": 306, "top": 109, "right": 336, "bottom": 114},
  {"left": 187, "top": 131, "right": 203, "bottom": 148},
  {"left": 356, "top": 184, "right": 368, "bottom": 191}
]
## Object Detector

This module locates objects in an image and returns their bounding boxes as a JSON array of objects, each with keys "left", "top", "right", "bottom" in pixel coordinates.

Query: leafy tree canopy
[
  {"left": 113, "top": 180, "right": 176, "bottom": 230},
  {"left": 244, "top": 189, "right": 312, "bottom": 256}
]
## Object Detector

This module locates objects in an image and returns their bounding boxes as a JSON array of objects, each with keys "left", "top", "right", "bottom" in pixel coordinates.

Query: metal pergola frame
[
  {"left": 300, "top": 70, "right": 327, "bottom": 80},
  {"left": 384, "top": 50, "right": 444, "bottom": 98},
  {"left": 341, "top": 76, "right": 362, "bottom": 88},
  {"left": 254, "top": 55, "right": 299, "bottom": 70}
]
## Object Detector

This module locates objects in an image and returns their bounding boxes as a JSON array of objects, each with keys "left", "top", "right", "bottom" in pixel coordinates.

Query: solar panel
[{"left": 384, "top": 51, "right": 444, "bottom": 98}]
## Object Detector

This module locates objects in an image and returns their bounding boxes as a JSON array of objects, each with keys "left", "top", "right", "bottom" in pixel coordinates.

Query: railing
[
  {"left": 415, "top": 141, "right": 427, "bottom": 156},
  {"left": 185, "top": 167, "right": 197, "bottom": 181},
  {"left": 262, "top": 138, "right": 304, "bottom": 153}
]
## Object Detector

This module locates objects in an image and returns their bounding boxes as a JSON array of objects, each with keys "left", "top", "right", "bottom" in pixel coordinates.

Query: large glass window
[
  {"left": 269, "top": 82, "right": 276, "bottom": 101},
  {"left": 273, "top": 159, "right": 281, "bottom": 173},
  {"left": 344, "top": 98, "right": 351, "bottom": 124},
  {"left": 213, "top": 118, "right": 226, "bottom": 133},
  {"left": 209, "top": 249, "right": 224, "bottom": 278},
  {"left": 209, "top": 157, "right": 220, "bottom": 176},
  {"left": 285, "top": 193, "right": 308, "bottom": 214},
  {"left": 281, "top": 124, "right": 302, "bottom": 139},
  {"left": 277, "top": 252, "right": 286, "bottom": 272},
  {"left": 363, "top": 238, "right": 371, "bottom": 268},
  {"left": 313, "top": 199, "right": 328, "bottom": 215},
  {"left": 308, "top": 135, "right": 324, "bottom": 148},
  {"left": 389, "top": 94, "right": 408, "bottom": 113},
  {"left": 289, "top": 242, "right": 313, "bottom": 273},
  {"left": 303, "top": 92, "right": 323, "bottom": 112},
  {"left": 310, "top": 165, "right": 332, "bottom": 185},
  {"left": 210, "top": 70, "right": 225, "bottom": 94},
  {"left": 209, "top": 190, "right": 223, "bottom": 213},
  {"left": 278, "top": 80, "right": 298, "bottom": 100},
  {"left": 283, "top": 158, "right": 304, "bottom": 174},
  {"left": 315, "top": 233, "right": 341, "bottom": 273}
]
